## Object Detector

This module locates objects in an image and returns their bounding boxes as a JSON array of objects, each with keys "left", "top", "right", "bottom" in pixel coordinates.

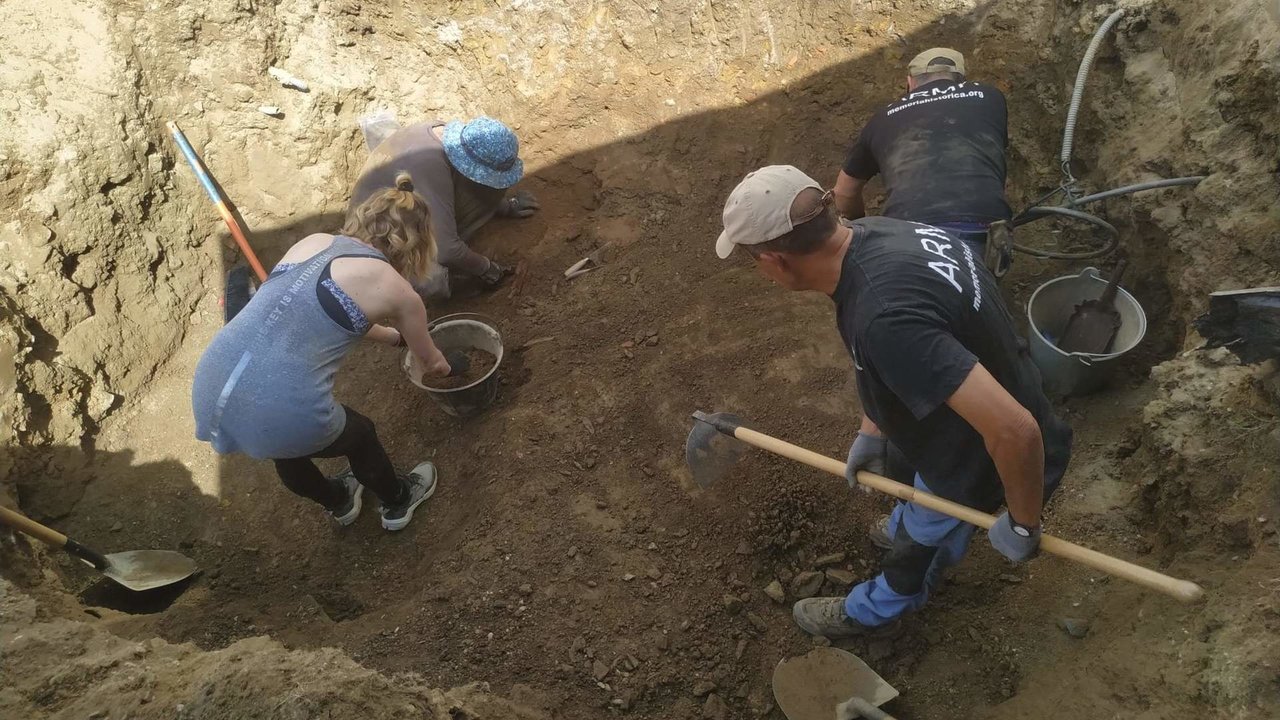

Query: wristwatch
[{"left": 1009, "top": 516, "right": 1039, "bottom": 537}]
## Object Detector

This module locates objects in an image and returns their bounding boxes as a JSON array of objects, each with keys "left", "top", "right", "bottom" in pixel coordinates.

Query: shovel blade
[
  {"left": 773, "top": 648, "right": 898, "bottom": 720},
  {"left": 686, "top": 411, "right": 746, "bottom": 488},
  {"left": 103, "top": 550, "right": 198, "bottom": 592}
]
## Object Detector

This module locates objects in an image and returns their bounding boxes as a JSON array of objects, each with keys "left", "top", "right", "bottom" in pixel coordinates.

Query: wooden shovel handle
[
  {"left": 0, "top": 504, "right": 69, "bottom": 547},
  {"left": 0, "top": 505, "right": 111, "bottom": 571},
  {"left": 731, "top": 426, "right": 1206, "bottom": 604}
]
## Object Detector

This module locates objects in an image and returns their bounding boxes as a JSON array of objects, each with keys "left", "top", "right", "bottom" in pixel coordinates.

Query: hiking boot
[
  {"left": 379, "top": 461, "right": 438, "bottom": 531},
  {"left": 329, "top": 468, "right": 363, "bottom": 526},
  {"left": 792, "top": 597, "right": 901, "bottom": 640},
  {"left": 868, "top": 514, "right": 893, "bottom": 550}
]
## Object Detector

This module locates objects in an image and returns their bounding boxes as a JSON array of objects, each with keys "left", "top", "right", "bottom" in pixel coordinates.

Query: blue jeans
[
  {"left": 845, "top": 469, "right": 1064, "bottom": 626},
  {"left": 845, "top": 475, "right": 975, "bottom": 626},
  {"left": 933, "top": 222, "right": 988, "bottom": 260}
]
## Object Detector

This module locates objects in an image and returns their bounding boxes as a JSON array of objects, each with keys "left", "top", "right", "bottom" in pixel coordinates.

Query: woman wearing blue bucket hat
[{"left": 350, "top": 116, "right": 539, "bottom": 299}]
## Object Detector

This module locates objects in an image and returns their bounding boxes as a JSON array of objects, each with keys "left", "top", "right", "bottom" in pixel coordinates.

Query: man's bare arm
[
  {"left": 945, "top": 363, "right": 1045, "bottom": 526},
  {"left": 834, "top": 171, "right": 868, "bottom": 220}
]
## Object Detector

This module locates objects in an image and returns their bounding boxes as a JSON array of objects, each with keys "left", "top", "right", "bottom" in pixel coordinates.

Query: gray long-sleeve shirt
[{"left": 349, "top": 122, "right": 504, "bottom": 278}]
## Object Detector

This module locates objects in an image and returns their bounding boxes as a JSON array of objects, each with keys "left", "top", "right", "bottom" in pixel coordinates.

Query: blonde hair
[{"left": 342, "top": 172, "right": 437, "bottom": 283}]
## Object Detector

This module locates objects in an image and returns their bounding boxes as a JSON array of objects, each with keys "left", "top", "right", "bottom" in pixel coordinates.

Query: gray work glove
[
  {"left": 988, "top": 511, "right": 1041, "bottom": 563},
  {"left": 845, "top": 432, "right": 888, "bottom": 494},
  {"left": 479, "top": 259, "right": 512, "bottom": 288},
  {"left": 497, "top": 189, "right": 540, "bottom": 218}
]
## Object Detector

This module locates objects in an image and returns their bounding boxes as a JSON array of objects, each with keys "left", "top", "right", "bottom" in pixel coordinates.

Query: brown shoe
[{"left": 792, "top": 597, "right": 901, "bottom": 640}]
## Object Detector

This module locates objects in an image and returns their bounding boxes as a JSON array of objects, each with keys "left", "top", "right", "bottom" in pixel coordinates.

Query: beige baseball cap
[
  {"left": 715, "top": 165, "right": 822, "bottom": 259},
  {"left": 908, "top": 47, "right": 966, "bottom": 76}
]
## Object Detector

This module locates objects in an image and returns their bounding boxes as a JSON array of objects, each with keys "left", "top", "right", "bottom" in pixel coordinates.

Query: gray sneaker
[
  {"left": 379, "top": 461, "right": 438, "bottom": 531},
  {"left": 329, "top": 468, "right": 363, "bottom": 526},
  {"left": 869, "top": 515, "right": 893, "bottom": 550},
  {"left": 792, "top": 597, "right": 901, "bottom": 640}
]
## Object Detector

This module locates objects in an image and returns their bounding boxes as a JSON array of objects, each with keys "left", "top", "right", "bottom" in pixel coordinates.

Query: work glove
[
  {"left": 443, "top": 350, "right": 471, "bottom": 378},
  {"left": 479, "top": 259, "right": 512, "bottom": 288},
  {"left": 498, "top": 189, "right": 540, "bottom": 218},
  {"left": 845, "top": 432, "right": 888, "bottom": 494},
  {"left": 988, "top": 511, "right": 1041, "bottom": 563}
]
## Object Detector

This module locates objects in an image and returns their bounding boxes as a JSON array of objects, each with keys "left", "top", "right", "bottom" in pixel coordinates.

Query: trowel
[
  {"left": 1057, "top": 258, "right": 1128, "bottom": 354},
  {"left": 0, "top": 505, "right": 197, "bottom": 592},
  {"left": 773, "top": 647, "right": 899, "bottom": 720}
]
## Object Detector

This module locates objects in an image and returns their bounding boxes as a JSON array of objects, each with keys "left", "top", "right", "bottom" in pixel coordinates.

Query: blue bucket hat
[{"left": 441, "top": 117, "right": 524, "bottom": 189}]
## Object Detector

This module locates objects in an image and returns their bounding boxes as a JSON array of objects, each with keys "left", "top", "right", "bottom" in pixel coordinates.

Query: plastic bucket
[
  {"left": 1026, "top": 267, "right": 1146, "bottom": 396},
  {"left": 403, "top": 313, "right": 503, "bottom": 417}
]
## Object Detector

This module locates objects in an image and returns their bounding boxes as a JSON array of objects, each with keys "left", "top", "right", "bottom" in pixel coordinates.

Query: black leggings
[{"left": 272, "top": 406, "right": 406, "bottom": 510}]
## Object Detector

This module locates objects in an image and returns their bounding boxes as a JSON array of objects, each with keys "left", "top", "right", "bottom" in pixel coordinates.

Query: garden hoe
[
  {"left": 686, "top": 411, "right": 1205, "bottom": 604},
  {"left": 0, "top": 505, "right": 197, "bottom": 592}
]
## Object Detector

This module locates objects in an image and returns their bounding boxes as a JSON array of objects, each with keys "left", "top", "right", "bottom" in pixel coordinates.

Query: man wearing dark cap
[
  {"left": 834, "top": 48, "right": 1010, "bottom": 265},
  {"left": 350, "top": 116, "right": 539, "bottom": 299},
  {"left": 716, "top": 165, "right": 1071, "bottom": 637}
]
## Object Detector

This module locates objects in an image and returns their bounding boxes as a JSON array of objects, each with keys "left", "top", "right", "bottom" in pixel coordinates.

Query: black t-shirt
[
  {"left": 843, "top": 80, "right": 1010, "bottom": 225},
  {"left": 833, "top": 216, "right": 1071, "bottom": 511}
]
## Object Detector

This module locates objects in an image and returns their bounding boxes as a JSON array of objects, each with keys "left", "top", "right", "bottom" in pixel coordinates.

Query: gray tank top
[{"left": 191, "top": 236, "right": 388, "bottom": 459}]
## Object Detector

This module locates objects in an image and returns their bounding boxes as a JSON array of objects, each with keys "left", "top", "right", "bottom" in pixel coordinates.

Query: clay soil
[{"left": 3, "top": 1, "right": 1278, "bottom": 720}]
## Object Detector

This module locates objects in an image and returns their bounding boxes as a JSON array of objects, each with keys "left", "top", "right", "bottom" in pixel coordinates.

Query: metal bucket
[
  {"left": 402, "top": 313, "right": 503, "bottom": 417},
  {"left": 1027, "top": 267, "right": 1146, "bottom": 396}
]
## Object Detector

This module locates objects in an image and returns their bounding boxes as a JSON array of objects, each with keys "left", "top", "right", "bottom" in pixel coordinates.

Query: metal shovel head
[
  {"left": 773, "top": 648, "right": 898, "bottom": 720},
  {"left": 686, "top": 411, "right": 745, "bottom": 488},
  {"left": 102, "top": 550, "right": 198, "bottom": 592}
]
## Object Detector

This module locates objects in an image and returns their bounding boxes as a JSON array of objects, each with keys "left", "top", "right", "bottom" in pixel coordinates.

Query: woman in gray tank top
[{"left": 192, "top": 175, "right": 458, "bottom": 531}]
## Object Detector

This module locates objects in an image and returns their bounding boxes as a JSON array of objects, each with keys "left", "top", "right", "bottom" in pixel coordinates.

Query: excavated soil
[{"left": 2, "top": 1, "right": 1278, "bottom": 719}]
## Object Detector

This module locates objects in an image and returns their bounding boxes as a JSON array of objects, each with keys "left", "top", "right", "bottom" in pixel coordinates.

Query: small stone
[
  {"left": 596, "top": 500, "right": 609, "bottom": 509},
  {"left": 621, "top": 340, "right": 635, "bottom": 348},
  {"left": 735, "top": 541, "right": 751, "bottom": 555},
  {"left": 746, "top": 612, "right": 768, "bottom": 633},
  {"left": 593, "top": 659, "right": 611, "bottom": 681},
  {"left": 568, "top": 545, "right": 578, "bottom": 557},
  {"left": 735, "top": 638, "right": 748, "bottom": 659},
  {"left": 791, "top": 571, "right": 824, "bottom": 599},
  {"left": 814, "top": 552, "right": 846, "bottom": 567},
  {"left": 647, "top": 542, "right": 658, "bottom": 551},
  {"left": 110, "top": 522, "right": 123, "bottom": 532},
  {"left": 587, "top": 580, "right": 598, "bottom": 588},
  {"left": 824, "top": 569, "right": 856, "bottom": 587},
  {"left": 967, "top": 627, "right": 982, "bottom": 643},
  {"left": 692, "top": 679, "right": 717, "bottom": 697},
  {"left": 647, "top": 567, "right": 663, "bottom": 580},
  {"left": 812, "top": 635, "right": 832, "bottom": 647},
  {"left": 655, "top": 634, "right": 671, "bottom": 652},
  {"left": 734, "top": 682, "right": 750, "bottom": 699},
  {"left": 763, "top": 580, "right": 786, "bottom": 604},
  {"left": 518, "top": 584, "right": 533, "bottom": 595},
  {"left": 623, "top": 573, "right": 636, "bottom": 582},
  {"left": 1057, "top": 617, "right": 1090, "bottom": 639},
  {"left": 572, "top": 635, "right": 587, "bottom": 654},
  {"left": 998, "top": 573, "right": 1023, "bottom": 584},
  {"left": 722, "top": 595, "right": 744, "bottom": 615},
  {"left": 703, "top": 693, "right": 729, "bottom": 720}
]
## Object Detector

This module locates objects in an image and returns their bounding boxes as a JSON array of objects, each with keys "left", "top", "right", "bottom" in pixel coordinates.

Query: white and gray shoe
[
  {"left": 329, "top": 468, "right": 363, "bottom": 526},
  {"left": 380, "top": 461, "right": 438, "bottom": 531},
  {"left": 868, "top": 514, "right": 893, "bottom": 550}
]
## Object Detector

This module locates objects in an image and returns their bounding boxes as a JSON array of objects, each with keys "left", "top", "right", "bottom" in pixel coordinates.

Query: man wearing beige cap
[
  {"left": 717, "top": 165, "right": 1071, "bottom": 637},
  {"left": 833, "top": 48, "right": 1010, "bottom": 267}
]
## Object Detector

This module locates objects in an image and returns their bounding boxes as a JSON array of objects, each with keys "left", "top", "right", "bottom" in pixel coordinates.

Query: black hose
[
  {"left": 1010, "top": 176, "right": 1205, "bottom": 259},
  {"left": 1066, "top": 176, "right": 1206, "bottom": 207},
  {"left": 1010, "top": 205, "right": 1119, "bottom": 260}
]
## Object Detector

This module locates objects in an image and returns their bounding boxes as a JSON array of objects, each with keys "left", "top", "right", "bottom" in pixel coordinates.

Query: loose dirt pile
[
  {"left": 0, "top": 578, "right": 544, "bottom": 720},
  {"left": 2, "top": 0, "right": 1278, "bottom": 719}
]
